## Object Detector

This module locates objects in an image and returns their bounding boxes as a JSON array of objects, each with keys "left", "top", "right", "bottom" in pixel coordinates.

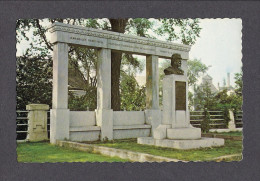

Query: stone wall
[
  {"left": 113, "top": 111, "right": 151, "bottom": 139},
  {"left": 70, "top": 111, "right": 96, "bottom": 127},
  {"left": 69, "top": 111, "right": 151, "bottom": 141},
  {"left": 113, "top": 111, "right": 145, "bottom": 126}
]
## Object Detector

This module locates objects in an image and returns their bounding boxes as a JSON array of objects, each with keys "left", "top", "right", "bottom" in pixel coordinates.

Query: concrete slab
[
  {"left": 137, "top": 137, "right": 224, "bottom": 150},
  {"left": 167, "top": 127, "right": 201, "bottom": 140}
]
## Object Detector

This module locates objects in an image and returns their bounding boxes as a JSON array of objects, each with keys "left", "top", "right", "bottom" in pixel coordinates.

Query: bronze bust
[{"left": 164, "top": 54, "right": 184, "bottom": 75}]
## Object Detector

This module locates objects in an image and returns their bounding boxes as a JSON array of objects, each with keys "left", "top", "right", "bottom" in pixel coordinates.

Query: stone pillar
[
  {"left": 145, "top": 55, "right": 161, "bottom": 136},
  {"left": 96, "top": 48, "right": 113, "bottom": 140},
  {"left": 146, "top": 55, "right": 159, "bottom": 109},
  {"left": 228, "top": 110, "right": 236, "bottom": 130},
  {"left": 50, "top": 42, "right": 70, "bottom": 144},
  {"left": 26, "top": 104, "right": 49, "bottom": 141},
  {"left": 52, "top": 43, "right": 69, "bottom": 109},
  {"left": 154, "top": 74, "right": 201, "bottom": 140}
]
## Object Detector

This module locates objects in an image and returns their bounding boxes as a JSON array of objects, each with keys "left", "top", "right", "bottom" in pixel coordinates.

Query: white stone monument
[
  {"left": 26, "top": 104, "right": 49, "bottom": 141},
  {"left": 48, "top": 22, "right": 191, "bottom": 144},
  {"left": 138, "top": 56, "right": 224, "bottom": 149},
  {"left": 48, "top": 23, "right": 224, "bottom": 149}
]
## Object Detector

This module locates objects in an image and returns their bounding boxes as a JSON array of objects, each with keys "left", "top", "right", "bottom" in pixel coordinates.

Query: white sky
[
  {"left": 17, "top": 19, "right": 242, "bottom": 87},
  {"left": 189, "top": 19, "right": 242, "bottom": 87}
]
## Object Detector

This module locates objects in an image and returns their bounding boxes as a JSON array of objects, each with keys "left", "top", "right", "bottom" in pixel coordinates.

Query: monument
[
  {"left": 48, "top": 22, "right": 224, "bottom": 149},
  {"left": 137, "top": 54, "right": 224, "bottom": 149}
]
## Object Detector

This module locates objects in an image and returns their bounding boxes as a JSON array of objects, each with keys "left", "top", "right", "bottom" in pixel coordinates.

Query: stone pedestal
[
  {"left": 96, "top": 48, "right": 113, "bottom": 140},
  {"left": 50, "top": 109, "right": 70, "bottom": 144},
  {"left": 138, "top": 74, "right": 224, "bottom": 149},
  {"left": 228, "top": 110, "right": 236, "bottom": 130},
  {"left": 138, "top": 137, "right": 225, "bottom": 150},
  {"left": 145, "top": 109, "right": 161, "bottom": 136},
  {"left": 50, "top": 42, "right": 70, "bottom": 144},
  {"left": 26, "top": 104, "right": 49, "bottom": 142},
  {"left": 96, "top": 109, "right": 113, "bottom": 140}
]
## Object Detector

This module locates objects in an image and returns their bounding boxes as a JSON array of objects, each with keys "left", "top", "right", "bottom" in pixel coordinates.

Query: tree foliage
[
  {"left": 16, "top": 18, "right": 202, "bottom": 111},
  {"left": 193, "top": 82, "right": 217, "bottom": 110},
  {"left": 187, "top": 59, "right": 209, "bottom": 86},
  {"left": 16, "top": 55, "right": 52, "bottom": 110},
  {"left": 234, "top": 71, "right": 242, "bottom": 96},
  {"left": 120, "top": 72, "right": 146, "bottom": 111},
  {"left": 201, "top": 108, "right": 210, "bottom": 133}
]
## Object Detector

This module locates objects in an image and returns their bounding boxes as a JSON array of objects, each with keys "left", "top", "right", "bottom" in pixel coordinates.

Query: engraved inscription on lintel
[{"left": 175, "top": 81, "right": 186, "bottom": 110}]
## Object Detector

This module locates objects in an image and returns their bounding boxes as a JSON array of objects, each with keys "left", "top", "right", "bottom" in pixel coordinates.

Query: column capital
[{"left": 26, "top": 104, "right": 49, "bottom": 111}]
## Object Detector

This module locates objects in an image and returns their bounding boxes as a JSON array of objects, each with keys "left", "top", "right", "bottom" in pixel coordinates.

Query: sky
[
  {"left": 189, "top": 19, "right": 242, "bottom": 87},
  {"left": 134, "top": 19, "right": 242, "bottom": 88},
  {"left": 17, "top": 19, "right": 242, "bottom": 87}
]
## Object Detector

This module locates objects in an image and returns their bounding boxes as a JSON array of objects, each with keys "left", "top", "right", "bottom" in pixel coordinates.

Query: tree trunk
[{"left": 109, "top": 19, "right": 128, "bottom": 110}]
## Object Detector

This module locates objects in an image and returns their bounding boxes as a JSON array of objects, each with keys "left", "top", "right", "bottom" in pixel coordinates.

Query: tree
[
  {"left": 16, "top": 18, "right": 202, "bottom": 110},
  {"left": 201, "top": 108, "right": 211, "bottom": 133},
  {"left": 16, "top": 55, "right": 52, "bottom": 110},
  {"left": 234, "top": 71, "right": 242, "bottom": 96},
  {"left": 187, "top": 59, "right": 209, "bottom": 87},
  {"left": 193, "top": 82, "right": 216, "bottom": 110},
  {"left": 120, "top": 72, "right": 146, "bottom": 111}
]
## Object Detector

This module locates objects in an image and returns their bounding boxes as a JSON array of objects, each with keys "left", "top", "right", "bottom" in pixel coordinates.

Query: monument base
[
  {"left": 137, "top": 137, "right": 225, "bottom": 150},
  {"left": 167, "top": 127, "right": 201, "bottom": 140}
]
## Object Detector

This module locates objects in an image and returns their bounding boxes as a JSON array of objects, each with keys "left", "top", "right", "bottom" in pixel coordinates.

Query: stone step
[
  {"left": 167, "top": 127, "right": 201, "bottom": 140},
  {"left": 69, "top": 126, "right": 101, "bottom": 142},
  {"left": 70, "top": 126, "right": 101, "bottom": 132},
  {"left": 138, "top": 137, "right": 225, "bottom": 150},
  {"left": 113, "top": 124, "right": 151, "bottom": 130}
]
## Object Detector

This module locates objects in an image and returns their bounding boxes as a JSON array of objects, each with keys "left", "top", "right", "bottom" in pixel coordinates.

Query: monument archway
[{"left": 48, "top": 22, "right": 190, "bottom": 144}]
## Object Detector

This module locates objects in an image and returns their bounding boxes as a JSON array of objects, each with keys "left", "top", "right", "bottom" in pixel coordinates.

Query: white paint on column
[
  {"left": 52, "top": 43, "right": 69, "bottom": 109},
  {"left": 146, "top": 55, "right": 159, "bottom": 109},
  {"left": 97, "top": 48, "right": 111, "bottom": 109}
]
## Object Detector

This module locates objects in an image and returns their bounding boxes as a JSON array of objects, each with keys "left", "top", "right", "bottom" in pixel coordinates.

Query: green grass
[
  {"left": 212, "top": 131, "right": 243, "bottom": 137},
  {"left": 215, "top": 155, "right": 242, "bottom": 162},
  {"left": 17, "top": 142, "right": 129, "bottom": 163},
  {"left": 93, "top": 139, "right": 243, "bottom": 161}
]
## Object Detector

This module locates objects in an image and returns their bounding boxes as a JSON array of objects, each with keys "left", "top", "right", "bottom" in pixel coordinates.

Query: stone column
[
  {"left": 146, "top": 55, "right": 159, "bottom": 109},
  {"left": 50, "top": 42, "right": 70, "bottom": 144},
  {"left": 228, "top": 110, "right": 236, "bottom": 130},
  {"left": 145, "top": 55, "right": 161, "bottom": 136},
  {"left": 96, "top": 48, "right": 113, "bottom": 141},
  {"left": 26, "top": 104, "right": 49, "bottom": 141}
]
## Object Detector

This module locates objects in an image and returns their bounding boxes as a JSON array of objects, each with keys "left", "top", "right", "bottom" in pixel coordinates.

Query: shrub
[{"left": 201, "top": 108, "right": 210, "bottom": 133}]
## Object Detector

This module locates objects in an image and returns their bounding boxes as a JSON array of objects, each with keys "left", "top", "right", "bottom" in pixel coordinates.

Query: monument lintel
[{"left": 48, "top": 22, "right": 190, "bottom": 59}]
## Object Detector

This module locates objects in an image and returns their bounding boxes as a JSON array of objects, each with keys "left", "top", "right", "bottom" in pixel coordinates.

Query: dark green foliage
[
  {"left": 126, "top": 18, "right": 154, "bottom": 37},
  {"left": 156, "top": 19, "right": 201, "bottom": 45},
  {"left": 16, "top": 18, "right": 201, "bottom": 111},
  {"left": 201, "top": 108, "right": 211, "bottom": 133},
  {"left": 234, "top": 71, "right": 242, "bottom": 96},
  {"left": 193, "top": 82, "right": 217, "bottom": 111},
  {"left": 223, "top": 106, "right": 230, "bottom": 127},
  {"left": 68, "top": 87, "right": 97, "bottom": 111},
  {"left": 16, "top": 55, "right": 52, "bottom": 110},
  {"left": 214, "top": 89, "right": 242, "bottom": 112},
  {"left": 120, "top": 72, "right": 146, "bottom": 111}
]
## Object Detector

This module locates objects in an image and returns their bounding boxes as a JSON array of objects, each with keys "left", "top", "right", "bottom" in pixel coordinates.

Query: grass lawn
[
  {"left": 92, "top": 139, "right": 243, "bottom": 162},
  {"left": 213, "top": 131, "right": 243, "bottom": 137},
  {"left": 17, "top": 142, "right": 129, "bottom": 163}
]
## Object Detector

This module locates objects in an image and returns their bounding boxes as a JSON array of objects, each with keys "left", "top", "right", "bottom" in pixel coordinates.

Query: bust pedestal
[{"left": 138, "top": 75, "right": 224, "bottom": 150}]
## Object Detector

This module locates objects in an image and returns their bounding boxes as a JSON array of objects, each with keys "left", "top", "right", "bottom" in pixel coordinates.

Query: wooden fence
[
  {"left": 234, "top": 111, "right": 243, "bottom": 128},
  {"left": 190, "top": 111, "right": 228, "bottom": 129}
]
